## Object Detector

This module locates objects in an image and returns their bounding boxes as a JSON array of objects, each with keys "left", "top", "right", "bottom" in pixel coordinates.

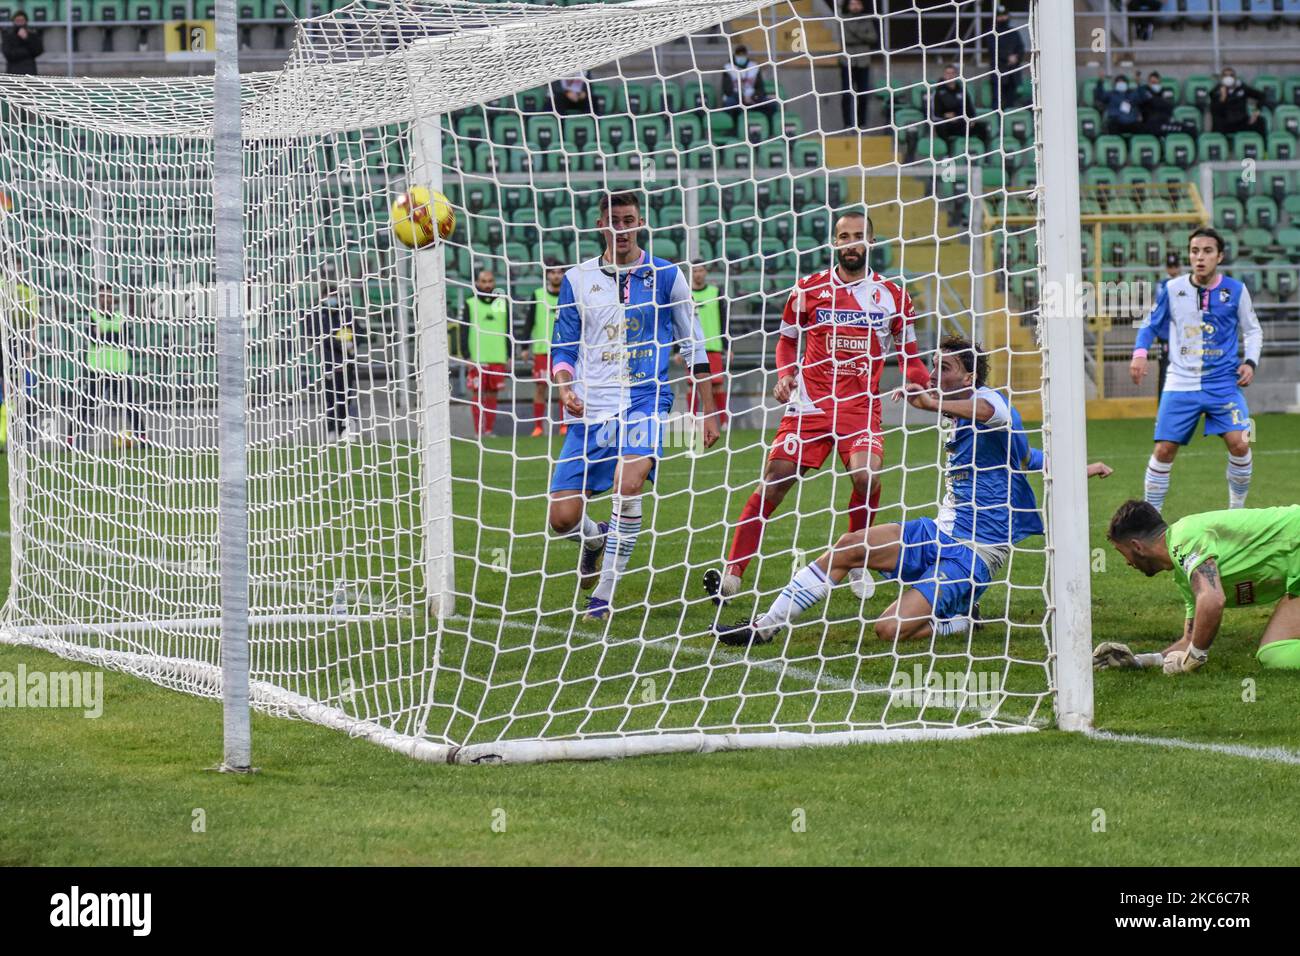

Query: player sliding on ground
[
  {"left": 1130, "top": 226, "right": 1262, "bottom": 513},
  {"left": 714, "top": 336, "right": 1111, "bottom": 646},
  {"left": 547, "top": 191, "right": 719, "bottom": 621},
  {"left": 1095, "top": 500, "right": 1300, "bottom": 674},
  {"left": 703, "top": 211, "right": 930, "bottom": 605}
]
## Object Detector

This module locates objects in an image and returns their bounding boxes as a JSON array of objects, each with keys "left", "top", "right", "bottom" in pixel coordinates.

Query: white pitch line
[{"left": 1087, "top": 729, "right": 1300, "bottom": 767}]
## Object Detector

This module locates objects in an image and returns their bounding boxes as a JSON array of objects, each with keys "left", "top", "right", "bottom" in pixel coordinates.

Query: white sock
[
  {"left": 592, "top": 496, "right": 642, "bottom": 602},
  {"left": 756, "top": 563, "right": 830, "bottom": 633},
  {"left": 1144, "top": 455, "right": 1173, "bottom": 512},
  {"left": 561, "top": 515, "right": 602, "bottom": 549},
  {"left": 1227, "top": 450, "right": 1252, "bottom": 508},
  {"left": 934, "top": 616, "right": 969, "bottom": 637},
  {"left": 1135, "top": 652, "right": 1165, "bottom": 669}
]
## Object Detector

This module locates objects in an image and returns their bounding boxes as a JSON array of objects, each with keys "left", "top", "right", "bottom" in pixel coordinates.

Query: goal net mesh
[{"left": 0, "top": 0, "right": 1058, "bottom": 763}]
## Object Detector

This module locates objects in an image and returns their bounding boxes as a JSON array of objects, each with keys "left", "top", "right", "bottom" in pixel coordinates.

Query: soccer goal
[{"left": 0, "top": 0, "right": 1091, "bottom": 766}]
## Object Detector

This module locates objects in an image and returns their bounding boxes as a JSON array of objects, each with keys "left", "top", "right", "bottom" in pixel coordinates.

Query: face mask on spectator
[
  {"left": 324, "top": 296, "right": 338, "bottom": 307},
  {"left": 1222, "top": 74, "right": 1235, "bottom": 87},
  {"left": 1149, "top": 82, "right": 1161, "bottom": 92},
  {"left": 735, "top": 55, "right": 749, "bottom": 66},
  {"left": 1114, "top": 81, "right": 1128, "bottom": 93}
]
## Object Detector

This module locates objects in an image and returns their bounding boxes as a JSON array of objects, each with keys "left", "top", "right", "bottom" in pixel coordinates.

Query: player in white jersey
[
  {"left": 546, "top": 191, "right": 719, "bottom": 621},
  {"left": 1130, "top": 227, "right": 1262, "bottom": 512}
]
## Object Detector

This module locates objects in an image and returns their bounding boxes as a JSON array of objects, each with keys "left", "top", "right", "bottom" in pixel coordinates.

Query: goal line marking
[{"left": 1087, "top": 729, "right": 1300, "bottom": 766}]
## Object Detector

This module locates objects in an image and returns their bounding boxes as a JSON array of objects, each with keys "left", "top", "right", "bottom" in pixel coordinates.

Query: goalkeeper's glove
[
  {"left": 1093, "top": 641, "right": 1140, "bottom": 670},
  {"left": 1162, "top": 644, "right": 1208, "bottom": 675}
]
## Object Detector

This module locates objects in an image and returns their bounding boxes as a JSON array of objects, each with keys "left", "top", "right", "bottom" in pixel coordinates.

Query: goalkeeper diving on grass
[
  {"left": 1096, "top": 500, "right": 1300, "bottom": 674},
  {"left": 714, "top": 336, "right": 1111, "bottom": 647},
  {"left": 547, "top": 191, "right": 719, "bottom": 621}
]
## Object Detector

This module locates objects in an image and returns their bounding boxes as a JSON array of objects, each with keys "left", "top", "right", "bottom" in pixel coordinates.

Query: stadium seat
[
  {"left": 1095, "top": 135, "right": 1127, "bottom": 169},
  {"left": 1254, "top": 73, "right": 1282, "bottom": 106},
  {"left": 1130, "top": 135, "right": 1161, "bottom": 168},
  {"left": 1077, "top": 107, "right": 1101, "bottom": 141},
  {"left": 1083, "top": 167, "right": 1118, "bottom": 187},
  {"left": 1100, "top": 229, "right": 1132, "bottom": 268},
  {"left": 1239, "top": 227, "right": 1275, "bottom": 262},
  {"left": 1263, "top": 267, "right": 1296, "bottom": 298},
  {"left": 1220, "top": 0, "right": 1245, "bottom": 23},
  {"left": 791, "top": 139, "right": 823, "bottom": 168},
  {"left": 588, "top": 82, "right": 623, "bottom": 116},
  {"left": 1268, "top": 132, "right": 1297, "bottom": 159},
  {"left": 491, "top": 114, "right": 524, "bottom": 147},
  {"left": 1120, "top": 167, "right": 1153, "bottom": 186},
  {"left": 1262, "top": 169, "right": 1291, "bottom": 204},
  {"left": 1133, "top": 230, "right": 1166, "bottom": 267},
  {"left": 1274, "top": 226, "right": 1300, "bottom": 262},
  {"left": 1247, "top": 196, "right": 1278, "bottom": 229},
  {"left": 1163, "top": 133, "right": 1195, "bottom": 167},
  {"left": 1183, "top": 73, "right": 1216, "bottom": 109},
  {"left": 1285, "top": 0, "right": 1300, "bottom": 20},
  {"left": 1233, "top": 131, "right": 1265, "bottom": 160},
  {"left": 1172, "top": 105, "right": 1202, "bottom": 132},
  {"left": 1153, "top": 165, "right": 1185, "bottom": 187},
  {"left": 1215, "top": 198, "right": 1244, "bottom": 230},
  {"left": 1078, "top": 139, "right": 1094, "bottom": 169},
  {"left": 1275, "top": 105, "right": 1300, "bottom": 138},
  {"left": 1198, "top": 133, "right": 1230, "bottom": 163}
]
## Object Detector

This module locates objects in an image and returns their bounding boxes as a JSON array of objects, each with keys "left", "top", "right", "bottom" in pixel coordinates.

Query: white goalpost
[{"left": 0, "top": 0, "right": 1091, "bottom": 766}]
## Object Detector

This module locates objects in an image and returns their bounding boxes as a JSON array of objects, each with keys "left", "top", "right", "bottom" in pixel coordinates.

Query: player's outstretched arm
[{"left": 1164, "top": 560, "right": 1224, "bottom": 673}]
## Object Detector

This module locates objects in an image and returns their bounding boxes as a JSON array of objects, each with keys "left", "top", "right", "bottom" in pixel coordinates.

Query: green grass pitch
[{"left": 1, "top": 415, "right": 1298, "bottom": 865}]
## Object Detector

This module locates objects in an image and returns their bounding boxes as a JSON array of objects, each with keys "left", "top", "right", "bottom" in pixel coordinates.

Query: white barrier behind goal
[{"left": 0, "top": 0, "right": 1091, "bottom": 765}]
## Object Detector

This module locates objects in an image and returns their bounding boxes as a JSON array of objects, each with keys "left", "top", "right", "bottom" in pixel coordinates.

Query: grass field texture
[{"left": 1, "top": 416, "right": 1298, "bottom": 865}]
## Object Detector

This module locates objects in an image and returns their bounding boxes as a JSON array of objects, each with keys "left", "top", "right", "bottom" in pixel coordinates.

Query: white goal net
[{"left": 0, "top": 0, "right": 1091, "bottom": 764}]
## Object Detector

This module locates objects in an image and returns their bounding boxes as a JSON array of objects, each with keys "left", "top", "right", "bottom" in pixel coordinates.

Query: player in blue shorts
[
  {"left": 1130, "top": 226, "right": 1262, "bottom": 513},
  {"left": 714, "top": 337, "right": 1111, "bottom": 646},
  {"left": 547, "top": 191, "right": 719, "bottom": 620}
]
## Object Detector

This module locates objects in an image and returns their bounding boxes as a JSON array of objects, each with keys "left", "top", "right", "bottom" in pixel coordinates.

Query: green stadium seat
[
  {"left": 1095, "top": 135, "right": 1127, "bottom": 168},
  {"left": 1199, "top": 133, "right": 1230, "bottom": 162},
  {"left": 491, "top": 114, "right": 524, "bottom": 147},
  {"left": 561, "top": 115, "right": 597, "bottom": 151},
  {"left": 1184, "top": 74, "right": 1216, "bottom": 109},
  {"left": 1133, "top": 230, "right": 1166, "bottom": 267},
  {"left": 1119, "top": 167, "right": 1152, "bottom": 186},
  {"left": 1083, "top": 167, "right": 1118, "bottom": 187},
  {"left": 708, "top": 110, "right": 737, "bottom": 140},
  {"left": 682, "top": 80, "right": 717, "bottom": 112},
  {"left": 1100, "top": 229, "right": 1132, "bottom": 268},
  {"left": 1282, "top": 194, "right": 1300, "bottom": 223},
  {"left": 526, "top": 115, "right": 562, "bottom": 150},
  {"left": 1275, "top": 226, "right": 1300, "bottom": 262},
  {"left": 1130, "top": 135, "right": 1161, "bottom": 169},
  {"left": 1215, "top": 197, "right": 1244, "bottom": 230},
  {"left": 1172, "top": 105, "right": 1202, "bottom": 132},
  {"left": 1080, "top": 231, "right": 1095, "bottom": 269},
  {"left": 1275, "top": 105, "right": 1300, "bottom": 139},
  {"left": 1268, "top": 133, "right": 1298, "bottom": 160},
  {"left": 647, "top": 80, "right": 683, "bottom": 115},
  {"left": 1254, "top": 74, "right": 1282, "bottom": 106},
  {"left": 454, "top": 112, "right": 488, "bottom": 142},
  {"left": 1153, "top": 165, "right": 1184, "bottom": 187},
  {"left": 1164, "top": 133, "right": 1195, "bottom": 167},
  {"left": 1262, "top": 169, "right": 1291, "bottom": 204},
  {"left": 1077, "top": 107, "right": 1101, "bottom": 141},
  {"left": 622, "top": 82, "right": 652, "bottom": 116},
  {"left": 598, "top": 116, "right": 634, "bottom": 153},
  {"left": 1234, "top": 267, "right": 1264, "bottom": 297},
  {"left": 1263, "top": 268, "right": 1296, "bottom": 298},
  {"left": 915, "top": 136, "right": 949, "bottom": 161},
  {"left": 1246, "top": 196, "right": 1278, "bottom": 229},
  {"left": 742, "top": 112, "right": 772, "bottom": 144},
  {"left": 1239, "top": 227, "right": 1274, "bottom": 262},
  {"left": 1233, "top": 131, "right": 1265, "bottom": 160},
  {"left": 1215, "top": 168, "right": 1251, "bottom": 203},
  {"left": 588, "top": 82, "right": 624, "bottom": 115},
  {"left": 1078, "top": 139, "right": 1094, "bottom": 169}
]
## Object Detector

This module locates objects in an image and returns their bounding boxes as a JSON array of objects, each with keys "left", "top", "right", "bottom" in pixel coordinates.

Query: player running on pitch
[
  {"left": 713, "top": 336, "right": 1111, "bottom": 646},
  {"left": 703, "top": 211, "right": 931, "bottom": 605},
  {"left": 547, "top": 191, "right": 719, "bottom": 621},
  {"left": 1095, "top": 500, "right": 1300, "bottom": 674},
  {"left": 1130, "top": 226, "right": 1262, "bottom": 513}
]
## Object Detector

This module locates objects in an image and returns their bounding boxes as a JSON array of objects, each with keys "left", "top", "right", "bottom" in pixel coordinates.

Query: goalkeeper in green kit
[{"left": 1097, "top": 500, "right": 1300, "bottom": 674}]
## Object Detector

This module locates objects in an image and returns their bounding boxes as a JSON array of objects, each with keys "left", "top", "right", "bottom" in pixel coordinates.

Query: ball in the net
[{"left": 391, "top": 186, "right": 454, "bottom": 249}]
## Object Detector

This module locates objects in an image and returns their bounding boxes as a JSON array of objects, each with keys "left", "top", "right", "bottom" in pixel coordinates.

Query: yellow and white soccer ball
[{"left": 391, "top": 186, "right": 455, "bottom": 249}]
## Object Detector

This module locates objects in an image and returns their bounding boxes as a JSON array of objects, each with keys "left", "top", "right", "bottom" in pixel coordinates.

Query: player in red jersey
[{"left": 703, "top": 211, "right": 931, "bottom": 604}]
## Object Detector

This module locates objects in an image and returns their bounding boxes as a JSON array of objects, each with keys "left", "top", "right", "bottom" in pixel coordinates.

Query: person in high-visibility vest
[
  {"left": 0, "top": 269, "right": 39, "bottom": 451},
  {"left": 78, "top": 285, "right": 142, "bottom": 445},
  {"left": 459, "top": 267, "right": 511, "bottom": 436},
  {"left": 526, "top": 259, "right": 566, "bottom": 438},
  {"left": 311, "top": 282, "right": 364, "bottom": 443},
  {"left": 687, "top": 261, "right": 730, "bottom": 428}
]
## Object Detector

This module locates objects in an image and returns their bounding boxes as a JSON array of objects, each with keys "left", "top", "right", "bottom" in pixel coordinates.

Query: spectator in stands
[
  {"left": 1128, "top": 0, "right": 1161, "bottom": 41},
  {"left": 311, "top": 282, "right": 363, "bottom": 443},
  {"left": 838, "top": 0, "right": 880, "bottom": 130},
  {"left": 1210, "top": 67, "right": 1268, "bottom": 138},
  {"left": 76, "top": 285, "right": 143, "bottom": 446},
  {"left": 722, "top": 45, "right": 777, "bottom": 119},
  {"left": 2, "top": 11, "right": 42, "bottom": 76},
  {"left": 1138, "top": 71, "right": 1177, "bottom": 136},
  {"left": 460, "top": 268, "right": 511, "bottom": 437},
  {"left": 930, "top": 65, "right": 988, "bottom": 146},
  {"left": 687, "top": 261, "right": 730, "bottom": 429},
  {"left": 1094, "top": 73, "right": 1144, "bottom": 135},
  {"left": 551, "top": 70, "right": 593, "bottom": 116},
  {"left": 985, "top": 5, "right": 1026, "bottom": 111}
]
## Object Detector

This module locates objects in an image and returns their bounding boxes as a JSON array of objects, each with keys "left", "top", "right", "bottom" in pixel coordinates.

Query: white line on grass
[{"left": 1087, "top": 729, "right": 1300, "bottom": 767}]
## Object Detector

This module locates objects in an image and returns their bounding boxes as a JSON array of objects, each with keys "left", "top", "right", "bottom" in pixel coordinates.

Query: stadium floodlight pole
[
  {"left": 214, "top": 0, "right": 252, "bottom": 772},
  {"left": 1035, "top": 0, "right": 1094, "bottom": 732}
]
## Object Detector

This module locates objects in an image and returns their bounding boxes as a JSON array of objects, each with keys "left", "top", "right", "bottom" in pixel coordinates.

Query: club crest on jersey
[{"left": 1218, "top": 289, "right": 1230, "bottom": 303}]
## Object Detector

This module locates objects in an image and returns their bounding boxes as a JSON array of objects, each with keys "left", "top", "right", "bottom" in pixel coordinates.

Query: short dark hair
[
  {"left": 1189, "top": 226, "right": 1224, "bottom": 254},
  {"left": 835, "top": 209, "right": 874, "bottom": 238},
  {"left": 543, "top": 257, "right": 562, "bottom": 269},
  {"left": 12, "top": 10, "right": 27, "bottom": 19},
  {"left": 938, "top": 335, "right": 988, "bottom": 388},
  {"left": 1107, "top": 499, "right": 1167, "bottom": 543},
  {"left": 598, "top": 191, "right": 641, "bottom": 217},
  {"left": 734, "top": 44, "right": 748, "bottom": 55}
]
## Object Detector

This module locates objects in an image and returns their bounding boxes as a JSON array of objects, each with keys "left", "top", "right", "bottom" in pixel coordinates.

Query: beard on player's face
[{"left": 836, "top": 246, "right": 866, "bottom": 273}]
